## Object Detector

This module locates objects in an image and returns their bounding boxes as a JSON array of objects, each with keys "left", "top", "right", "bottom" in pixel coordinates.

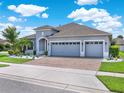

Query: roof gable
[{"left": 34, "top": 25, "right": 58, "bottom": 31}]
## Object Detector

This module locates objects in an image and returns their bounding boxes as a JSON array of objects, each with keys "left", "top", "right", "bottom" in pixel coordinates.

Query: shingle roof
[
  {"left": 34, "top": 25, "right": 58, "bottom": 31},
  {"left": 25, "top": 22, "right": 111, "bottom": 38},
  {"left": 51, "top": 22, "right": 111, "bottom": 37},
  {"left": 23, "top": 34, "right": 36, "bottom": 39}
]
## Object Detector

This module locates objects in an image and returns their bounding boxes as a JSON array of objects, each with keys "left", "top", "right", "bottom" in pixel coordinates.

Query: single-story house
[
  {"left": 0, "top": 39, "right": 7, "bottom": 44},
  {"left": 24, "top": 22, "right": 111, "bottom": 58},
  {"left": 113, "top": 38, "right": 124, "bottom": 51}
]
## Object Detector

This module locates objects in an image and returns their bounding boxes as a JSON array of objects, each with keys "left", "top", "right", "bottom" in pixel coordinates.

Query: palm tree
[
  {"left": 19, "top": 38, "right": 31, "bottom": 54},
  {"left": 2, "top": 26, "right": 20, "bottom": 49}
]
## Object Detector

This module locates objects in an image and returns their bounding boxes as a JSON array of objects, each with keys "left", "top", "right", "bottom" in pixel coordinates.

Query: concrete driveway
[
  {"left": 0, "top": 64, "right": 109, "bottom": 93},
  {"left": 26, "top": 57, "right": 102, "bottom": 71}
]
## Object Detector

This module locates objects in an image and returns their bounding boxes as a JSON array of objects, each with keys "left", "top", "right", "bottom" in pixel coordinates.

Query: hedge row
[{"left": 109, "top": 45, "right": 119, "bottom": 58}]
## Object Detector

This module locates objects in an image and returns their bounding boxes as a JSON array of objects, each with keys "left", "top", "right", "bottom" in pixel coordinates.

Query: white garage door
[
  {"left": 85, "top": 41, "right": 103, "bottom": 58},
  {"left": 51, "top": 42, "right": 80, "bottom": 57}
]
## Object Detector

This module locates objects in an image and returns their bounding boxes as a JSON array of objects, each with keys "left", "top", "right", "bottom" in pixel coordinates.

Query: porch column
[
  {"left": 36, "top": 39, "right": 39, "bottom": 55},
  {"left": 103, "top": 41, "right": 109, "bottom": 58},
  {"left": 48, "top": 42, "right": 51, "bottom": 56}
]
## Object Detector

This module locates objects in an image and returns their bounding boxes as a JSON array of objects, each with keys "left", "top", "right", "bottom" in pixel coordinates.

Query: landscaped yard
[
  {"left": 0, "top": 54, "right": 32, "bottom": 64},
  {"left": 97, "top": 76, "right": 124, "bottom": 93},
  {"left": 99, "top": 62, "right": 124, "bottom": 73},
  {"left": 99, "top": 51, "right": 124, "bottom": 73},
  {"left": 0, "top": 64, "right": 9, "bottom": 67},
  {"left": 119, "top": 51, "right": 124, "bottom": 59}
]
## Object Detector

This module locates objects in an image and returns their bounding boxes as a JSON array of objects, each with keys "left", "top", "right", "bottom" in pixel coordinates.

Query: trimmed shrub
[
  {"left": 33, "top": 50, "right": 36, "bottom": 55},
  {"left": 109, "top": 45, "right": 119, "bottom": 58},
  {"left": 14, "top": 49, "right": 21, "bottom": 56},
  {"left": 44, "top": 51, "right": 48, "bottom": 56},
  {"left": 8, "top": 50, "right": 14, "bottom": 55},
  {"left": 0, "top": 44, "right": 4, "bottom": 51}
]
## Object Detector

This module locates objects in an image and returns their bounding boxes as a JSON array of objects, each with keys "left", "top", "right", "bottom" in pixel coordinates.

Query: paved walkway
[
  {"left": 97, "top": 71, "right": 124, "bottom": 78},
  {"left": 0, "top": 62, "right": 109, "bottom": 93}
]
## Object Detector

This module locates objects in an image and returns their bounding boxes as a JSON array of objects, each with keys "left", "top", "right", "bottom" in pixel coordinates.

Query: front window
[{"left": 42, "top": 32, "right": 44, "bottom": 36}]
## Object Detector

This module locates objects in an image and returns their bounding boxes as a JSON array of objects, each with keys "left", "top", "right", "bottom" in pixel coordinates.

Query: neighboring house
[
  {"left": 25, "top": 22, "right": 111, "bottom": 58},
  {"left": 0, "top": 39, "right": 7, "bottom": 44},
  {"left": 113, "top": 38, "right": 124, "bottom": 51}
]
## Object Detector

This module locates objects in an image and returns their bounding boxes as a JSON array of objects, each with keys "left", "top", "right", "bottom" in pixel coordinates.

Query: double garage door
[
  {"left": 51, "top": 41, "right": 103, "bottom": 58},
  {"left": 51, "top": 42, "right": 80, "bottom": 57}
]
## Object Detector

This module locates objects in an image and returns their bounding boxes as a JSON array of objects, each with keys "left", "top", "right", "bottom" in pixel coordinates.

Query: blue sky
[{"left": 0, "top": 0, "right": 124, "bottom": 38}]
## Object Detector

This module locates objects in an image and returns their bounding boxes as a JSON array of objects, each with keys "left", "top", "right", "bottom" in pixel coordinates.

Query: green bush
[
  {"left": 33, "top": 50, "right": 36, "bottom": 55},
  {"left": 109, "top": 45, "right": 119, "bottom": 58},
  {"left": 14, "top": 49, "right": 21, "bottom": 56},
  {"left": 4, "top": 44, "right": 11, "bottom": 51},
  {"left": 0, "top": 44, "right": 4, "bottom": 51},
  {"left": 44, "top": 51, "right": 48, "bottom": 56},
  {"left": 8, "top": 50, "right": 14, "bottom": 55}
]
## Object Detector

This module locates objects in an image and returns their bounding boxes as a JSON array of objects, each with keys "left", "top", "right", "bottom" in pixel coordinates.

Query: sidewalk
[
  {"left": 97, "top": 71, "right": 124, "bottom": 78},
  {"left": 0, "top": 62, "right": 124, "bottom": 78},
  {"left": 0, "top": 62, "right": 109, "bottom": 93}
]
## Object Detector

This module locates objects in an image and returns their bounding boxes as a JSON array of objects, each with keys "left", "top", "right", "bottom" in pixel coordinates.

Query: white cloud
[
  {"left": 75, "top": 0, "right": 98, "bottom": 5},
  {"left": 8, "top": 4, "right": 48, "bottom": 17},
  {"left": 8, "top": 16, "right": 17, "bottom": 22},
  {"left": 0, "top": 22, "right": 13, "bottom": 30},
  {"left": 8, "top": 5, "right": 16, "bottom": 10},
  {"left": 0, "top": 22, "right": 14, "bottom": 38},
  {"left": 68, "top": 8, "right": 122, "bottom": 32},
  {"left": 0, "top": 22, "right": 35, "bottom": 38},
  {"left": 41, "top": 13, "right": 49, "bottom": 18},
  {"left": 17, "top": 26, "right": 35, "bottom": 37},
  {"left": 8, "top": 16, "right": 27, "bottom": 22}
]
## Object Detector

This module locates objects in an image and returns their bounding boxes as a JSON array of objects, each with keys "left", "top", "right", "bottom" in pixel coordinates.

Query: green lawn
[
  {"left": 99, "top": 62, "right": 124, "bottom": 73},
  {"left": 97, "top": 76, "right": 124, "bottom": 93},
  {"left": 0, "top": 54, "right": 32, "bottom": 64},
  {"left": 0, "top": 64, "right": 9, "bottom": 67},
  {"left": 119, "top": 51, "right": 124, "bottom": 59}
]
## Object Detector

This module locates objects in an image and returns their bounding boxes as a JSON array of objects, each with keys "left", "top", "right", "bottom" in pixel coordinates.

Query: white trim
[{"left": 49, "top": 34, "right": 111, "bottom": 38}]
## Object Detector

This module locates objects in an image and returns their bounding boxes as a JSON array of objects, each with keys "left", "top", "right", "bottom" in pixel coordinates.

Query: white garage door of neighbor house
[
  {"left": 51, "top": 42, "right": 80, "bottom": 57},
  {"left": 85, "top": 41, "right": 103, "bottom": 58}
]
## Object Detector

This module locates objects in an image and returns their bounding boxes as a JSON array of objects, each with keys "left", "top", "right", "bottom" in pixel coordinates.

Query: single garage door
[
  {"left": 85, "top": 41, "right": 103, "bottom": 58},
  {"left": 51, "top": 42, "right": 80, "bottom": 57}
]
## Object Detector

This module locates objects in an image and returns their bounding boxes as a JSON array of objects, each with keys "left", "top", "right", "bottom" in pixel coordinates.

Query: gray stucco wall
[{"left": 36, "top": 30, "right": 58, "bottom": 39}]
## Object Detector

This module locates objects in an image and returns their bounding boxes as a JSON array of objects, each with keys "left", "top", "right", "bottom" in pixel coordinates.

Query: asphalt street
[{"left": 0, "top": 77, "right": 77, "bottom": 93}]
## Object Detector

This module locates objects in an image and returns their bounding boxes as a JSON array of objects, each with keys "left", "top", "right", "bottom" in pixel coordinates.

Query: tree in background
[
  {"left": 2, "top": 26, "right": 31, "bottom": 55},
  {"left": 117, "top": 35, "right": 123, "bottom": 39},
  {"left": 2, "top": 26, "right": 20, "bottom": 50}
]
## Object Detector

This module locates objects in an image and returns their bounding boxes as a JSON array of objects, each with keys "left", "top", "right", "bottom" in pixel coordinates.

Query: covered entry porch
[{"left": 36, "top": 38, "right": 48, "bottom": 55}]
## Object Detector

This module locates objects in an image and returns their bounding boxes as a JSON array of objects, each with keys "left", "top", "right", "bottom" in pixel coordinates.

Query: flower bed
[{"left": 102, "top": 58, "right": 123, "bottom": 62}]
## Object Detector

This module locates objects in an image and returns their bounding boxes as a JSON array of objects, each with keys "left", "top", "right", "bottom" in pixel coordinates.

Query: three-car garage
[{"left": 50, "top": 40, "right": 104, "bottom": 58}]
